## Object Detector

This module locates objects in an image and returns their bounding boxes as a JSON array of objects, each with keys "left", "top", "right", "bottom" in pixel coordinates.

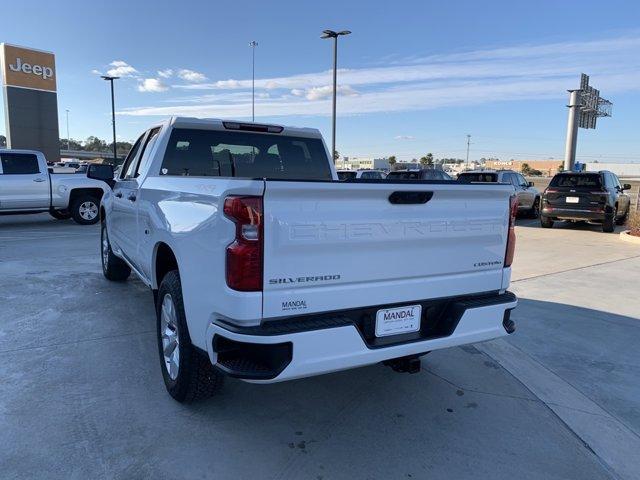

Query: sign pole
[{"left": 563, "top": 90, "right": 580, "bottom": 172}]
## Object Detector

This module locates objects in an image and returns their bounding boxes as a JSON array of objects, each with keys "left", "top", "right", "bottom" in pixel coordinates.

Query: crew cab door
[
  {"left": 0, "top": 151, "right": 50, "bottom": 210},
  {"left": 110, "top": 128, "right": 161, "bottom": 272},
  {"left": 111, "top": 134, "right": 144, "bottom": 263}
]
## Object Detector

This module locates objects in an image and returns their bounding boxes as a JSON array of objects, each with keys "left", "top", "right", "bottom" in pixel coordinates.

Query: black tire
[
  {"left": 602, "top": 208, "right": 616, "bottom": 233},
  {"left": 101, "top": 221, "right": 131, "bottom": 281},
  {"left": 49, "top": 209, "right": 72, "bottom": 220},
  {"left": 156, "top": 270, "right": 224, "bottom": 403},
  {"left": 540, "top": 215, "right": 554, "bottom": 228},
  {"left": 616, "top": 206, "right": 629, "bottom": 226},
  {"left": 70, "top": 194, "right": 100, "bottom": 225},
  {"left": 529, "top": 197, "right": 540, "bottom": 218}
]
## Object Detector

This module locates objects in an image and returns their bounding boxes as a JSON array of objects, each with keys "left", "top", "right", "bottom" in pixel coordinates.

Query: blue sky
[{"left": 1, "top": 0, "right": 639, "bottom": 162}]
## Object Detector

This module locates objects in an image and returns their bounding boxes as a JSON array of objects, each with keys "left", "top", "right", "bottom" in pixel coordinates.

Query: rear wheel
[
  {"left": 529, "top": 197, "right": 540, "bottom": 218},
  {"left": 540, "top": 215, "right": 554, "bottom": 228},
  {"left": 49, "top": 209, "right": 72, "bottom": 220},
  {"left": 71, "top": 194, "right": 100, "bottom": 225},
  {"left": 602, "top": 207, "right": 616, "bottom": 233},
  {"left": 616, "top": 206, "right": 629, "bottom": 226},
  {"left": 156, "top": 270, "right": 224, "bottom": 403},
  {"left": 101, "top": 221, "right": 131, "bottom": 281}
]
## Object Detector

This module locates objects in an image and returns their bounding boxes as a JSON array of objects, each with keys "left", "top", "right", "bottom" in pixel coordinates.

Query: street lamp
[
  {"left": 65, "top": 109, "right": 70, "bottom": 150},
  {"left": 321, "top": 29, "right": 351, "bottom": 163},
  {"left": 249, "top": 41, "right": 258, "bottom": 121},
  {"left": 101, "top": 75, "right": 119, "bottom": 164}
]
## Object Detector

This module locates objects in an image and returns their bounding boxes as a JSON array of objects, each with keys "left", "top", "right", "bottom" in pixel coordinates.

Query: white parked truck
[
  {"left": 0, "top": 149, "right": 112, "bottom": 224},
  {"left": 99, "top": 117, "right": 518, "bottom": 402}
]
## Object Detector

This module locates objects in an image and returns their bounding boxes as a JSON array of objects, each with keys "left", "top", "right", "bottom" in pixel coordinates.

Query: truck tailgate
[{"left": 262, "top": 181, "right": 513, "bottom": 319}]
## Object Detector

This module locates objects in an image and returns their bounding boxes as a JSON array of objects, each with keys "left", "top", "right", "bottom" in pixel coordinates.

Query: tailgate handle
[{"left": 388, "top": 191, "right": 433, "bottom": 204}]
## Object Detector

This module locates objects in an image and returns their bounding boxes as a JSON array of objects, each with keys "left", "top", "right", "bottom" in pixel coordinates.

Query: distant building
[
  {"left": 484, "top": 159, "right": 564, "bottom": 177},
  {"left": 336, "top": 156, "right": 390, "bottom": 171}
]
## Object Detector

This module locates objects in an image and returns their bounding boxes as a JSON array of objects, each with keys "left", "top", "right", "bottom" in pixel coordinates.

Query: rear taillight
[
  {"left": 505, "top": 195, "right": 517, "bottom": 268},
  {"left": 224, "top": 196, "right": 263, "bottom": 291}
]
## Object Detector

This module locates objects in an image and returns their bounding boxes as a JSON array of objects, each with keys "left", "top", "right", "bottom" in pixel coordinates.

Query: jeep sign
[{"left": 1, "top": 43, "right": 56, "bottom": 92}]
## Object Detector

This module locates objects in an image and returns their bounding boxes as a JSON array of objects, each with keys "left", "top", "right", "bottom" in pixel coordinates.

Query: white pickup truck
[
  {"left": 100, "top": 117, "right": 518, "bottom": 402},
  {"left": 0, "top": 149, "right": 111, "bottom": 224}
]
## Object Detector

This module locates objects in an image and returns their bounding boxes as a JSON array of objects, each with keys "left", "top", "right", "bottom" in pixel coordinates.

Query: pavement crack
[{"left": 423, "top": 368, "right": 540, "bottom": 404}]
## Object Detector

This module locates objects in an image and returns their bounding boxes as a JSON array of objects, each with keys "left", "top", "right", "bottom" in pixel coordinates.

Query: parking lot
[{"left": 1, "top": 213, "right": 639, "bottom": 480}]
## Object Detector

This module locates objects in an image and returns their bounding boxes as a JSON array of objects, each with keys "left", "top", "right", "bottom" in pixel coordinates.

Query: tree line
[
  {"left": 60, "top": 137, "right": 133, "bottom": 156},
  {"left": 0, "top": 134, "right": 132, "bottom": 157},
  {"left": 387, "top": 154, "right": 466, "bottom": 169}
]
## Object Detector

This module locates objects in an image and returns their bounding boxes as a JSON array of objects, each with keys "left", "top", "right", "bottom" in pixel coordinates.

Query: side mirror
[
  {"left": 88, "top": 164, "right": 115, "bottom": 188},
  {"left": 528, "top": 181, "right": 534, "bottom": 187},
  {"left": 623, "top": 183, "right": 631, "bottom": 191}
]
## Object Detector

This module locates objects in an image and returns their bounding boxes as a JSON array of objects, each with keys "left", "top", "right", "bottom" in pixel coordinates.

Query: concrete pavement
[{"left": 1, "top": 213, "right": 636, "bottom": 479}]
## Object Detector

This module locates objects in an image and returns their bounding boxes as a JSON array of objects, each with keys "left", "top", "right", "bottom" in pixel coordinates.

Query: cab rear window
[
  {"left": 550, "top": 174, "right": 601, "bottom": 187},
  {"left": 457, "top": 173, "right": 498, "bottom": 183},
  {"left": 337, "top": 171, "right": 357, "bottom": 181},
  {"left": 160, "top": 128, "right": 332, "bottom": 180}
]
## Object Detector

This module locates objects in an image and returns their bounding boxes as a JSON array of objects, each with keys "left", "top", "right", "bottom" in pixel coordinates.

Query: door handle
[
  {"left": 128, "top": 194, "right": 137, "bottom": 202},
  {"left": 33, "top": 177, "right": 46, "bottom": 182},
  {"left": 115, "top": 192, "right": 123, "bottom": 198}
]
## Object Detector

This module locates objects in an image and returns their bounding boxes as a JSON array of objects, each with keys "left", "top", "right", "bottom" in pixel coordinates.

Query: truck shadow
[{"left": 152, "top": 298, "right": 638, "bottom": 479}]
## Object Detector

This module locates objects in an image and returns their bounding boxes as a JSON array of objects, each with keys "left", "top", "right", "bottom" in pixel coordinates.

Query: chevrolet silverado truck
[
  {"left": 99, "top": 117, "right": 518, "bottom": 402},
  {"left": 0, "top": 148, "right": 112, "bottom": 224}
]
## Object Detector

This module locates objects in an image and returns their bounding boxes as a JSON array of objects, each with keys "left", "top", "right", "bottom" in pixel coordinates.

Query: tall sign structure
[
  {"left": 0, "top": 43, "right": 60, "bottom": 163},
  {"left": 564, "top": 73, "right": 612, "bottom": 171}
]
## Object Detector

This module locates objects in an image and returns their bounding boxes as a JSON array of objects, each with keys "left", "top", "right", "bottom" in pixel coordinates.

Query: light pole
[
  {"left": 101, "top": 75, "right": 119, "bottom": 163},
  {"left": 465, "top": 134, "right": 471, "bottom": 166},
  {"left": 249, "top": 41, "right": 258, "bottom": 121},
  {"left": 321, "top": 29, "right": 351, "bottom": 163},
  {"left": 65, "top": 109, "right": 70, "bottom": 150}
]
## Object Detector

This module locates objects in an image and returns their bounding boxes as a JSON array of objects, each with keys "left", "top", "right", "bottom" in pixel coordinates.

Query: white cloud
[
  {"left": 158, "top": 69, "right": 173, "bottom": 78},
  {"left": 304, "top": 85, "right": 358, "bottom": 101},
  {"left": 138, "top": 78, "right": 169, "bottom": 93},
  {"left": 91, "top": 69, "right": 102, "bottom": 75},
  {"left": 178, "top": 69, "right": 207, "bottom": 83},
  {"left": 106, "top": 60, "right": 138, "bottom": 78},
  {"left": 395, "top": 135, "right": 415, "bottom": 140},
  {"left": 119, "top": 34, "right": 640, "bottom": 118}
]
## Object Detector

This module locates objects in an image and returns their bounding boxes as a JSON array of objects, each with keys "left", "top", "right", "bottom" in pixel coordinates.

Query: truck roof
[
  {"left": 0, "top": 148, "right": 44, "bottom": 155},
  {"left": 163, "top": 116, "right": 324, "bottom": 139}
]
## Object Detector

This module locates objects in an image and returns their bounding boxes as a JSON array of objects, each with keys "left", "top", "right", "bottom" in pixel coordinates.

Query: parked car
[
  {"left": 100, "top": 117, "right": 518, "bottom": 402},
  {"left": 457, "top": 170, "right": 540, "bottom": 217},
  {"left": 540, "top": 171, "right": 631, "bottom": 232},
  {"left": 337, "top": 169, "right": 387, "bottom": 180},
  {"left": 386, "top": 169, "right": 453, "bottom": 181},
  {"left": 0, "top": 149, "right": 112, "bottom": 224}
]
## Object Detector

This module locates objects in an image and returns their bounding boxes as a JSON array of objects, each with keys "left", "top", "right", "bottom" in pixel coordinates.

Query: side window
[
  {"left": 0, "top": 153, "right": 40, "bottom": 174},
  {"left": 508, "top": 173, "right": 518, "bottom": 186},
  {"left": 611, "top": 173, "right": 622, "bottom": 189},
  {"left": 602, "top": 173, "right": 612, "bottom": 188},
  {"left": 134, "top": 127, "right": 161, "bottom": 178},
  {"left": 119, "top": 135, "right": 145, "bottom": 180},
  {"left": 517, "top": 174, "right": 528, "bottom": 186}
]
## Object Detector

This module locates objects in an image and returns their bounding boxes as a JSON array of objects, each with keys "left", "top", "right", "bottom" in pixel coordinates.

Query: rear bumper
[
  {"left": 542, "top": 207, "right": 607, "bottom": 221},
  {"left": 205, "top": 291, "right": 517, "bottom": 383}
]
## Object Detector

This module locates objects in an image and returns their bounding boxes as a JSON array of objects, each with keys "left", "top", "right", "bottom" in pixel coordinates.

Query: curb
[
  {"left": 478, "top": 339, "right": 640, "bottom": 480},
  {"left": 619, "top": 230, "right": 640, "bottom": 245}
]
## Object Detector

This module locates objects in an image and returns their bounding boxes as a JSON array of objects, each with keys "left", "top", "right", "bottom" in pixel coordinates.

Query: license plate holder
[
  {"left": 375, "top": 305, "right": 422, "bottom": 337},
  {"left": 566, "top": 196, "right": 579, "bottom": 203}
]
